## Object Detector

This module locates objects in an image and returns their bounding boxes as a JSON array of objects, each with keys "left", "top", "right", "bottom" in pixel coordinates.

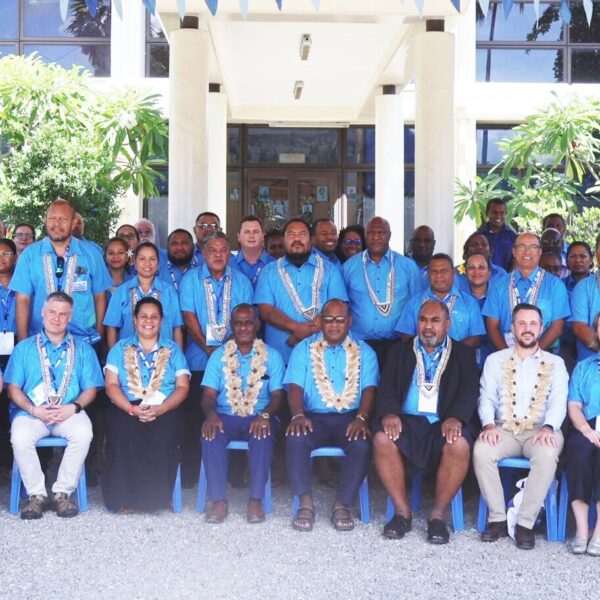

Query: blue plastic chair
[
  {"left": 197, "top": 440, "right": 272, "bottom": 514},
  {"left": 172, "top": 464, "right": 183, "bottom": 513},
  {"left": 557, "top": 469, "right": 597, "bottom": 543},
  {"left": 292, "top": 446, "right": 370, "bottom": 523},
  {"left": 9, "top": 436, "right": 88, "bottom": 515},
  {"left": 476, "top": 457, "right": 559, "bottom": 542},
  {"left": 385, "top": 471, "right": 465, "bottom": 531}
]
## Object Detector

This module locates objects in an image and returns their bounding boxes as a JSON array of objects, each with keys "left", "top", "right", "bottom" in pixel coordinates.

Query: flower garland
[
  {"left": 499, "top": 351, "right": 553, "bottom": 434},
  {"left": 310, "top": 337, "right": 360, "bottom": 412},
  {"left": 277, "top": 254, "right": 324, "bottom": 321},
  {"left": 362, "top": 251, "right": 394, "bottom": 316},
  {"left": 222, "top": 339, "right": 268, "bottom": 416},
  {"left": 124, "top": 345, "right": 171, "bottom": 401}
]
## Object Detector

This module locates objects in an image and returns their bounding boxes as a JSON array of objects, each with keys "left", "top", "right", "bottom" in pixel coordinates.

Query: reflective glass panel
[
  {"left": 248, "top": 176, "right": 290, "bottom": 231},
  {"left": 24, "top": 44, "right": 111, "bottom": 77},
  {"left": 346, "top": 128, "right": 375, "bottom": 165},
  {"left": 477, "top": 127, "right": 514, "bottom": 165},
  {"left": 569, "top": 3, "right": 600, "bottom": 43},
  {"left": 0, "top": 0, "right": 18, "bottom": 39},
  {"left": 404, "top": 170, "right": 415, "bottom": 254},
  {"left": 226, "top": 170, "right": 241, "bottom": 247},
  {"left": 476, "top": 48, "right": 563, "bottom": 82},
  {"left": 476, "top": 2, "right": 562, "bottom": 42},
  {"left": 345, "top": 171, "right": 375, "bottom": 226},
  {"left": 23, "top": 0, "right": 111, "bottom": 39},
  {"left": 0, "top": 44, "right": 17, "bottom": 59},
  {"left": 571, "top": 49, "right": 600, "bottom": 83},
  {"left": 247, "top": 128, "right": 339, "bottom": 165},
  {"left": 228, "top": 127, "right": 240, "bottom": 165},
  {"left": 405, "top": 127, "right": 415, "bottom": 164},
  {"left": 148, "top": 13, "right": 166, "bottom": 40},
  {"left": 148, "top": 44, "right": 169, "bottom": 78}
]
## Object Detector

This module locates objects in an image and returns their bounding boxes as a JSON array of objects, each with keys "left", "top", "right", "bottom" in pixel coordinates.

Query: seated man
[
  {"left": 5, "top": 292, "right": 103, "bottom": 519},
  {"left": 374, "top": 300, "right": 479, "bottom": 544},
  {"left": 200, "top": 303, "right": 285, "bottom": 524},
  {"left": 285, "top": 298, "right": 379, "bottom": 532},
  {"left": 474, "top": 303, "right": 568, "bottom": 550}
]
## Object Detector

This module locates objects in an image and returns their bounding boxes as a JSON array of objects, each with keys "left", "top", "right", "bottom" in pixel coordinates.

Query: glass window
[
  {"left": 346, "top": 128, "right": 375, "bottom": 165},
  {"left": 23, "top": 0, "right": 111, "bottom": 39},
  {"left": 226, "top": 170, "right": 241, "bottom": 245},
  {"left": 571, "top": 49, "right": 600, "bottom": 83},
  {"left": 404, "top": 170, "right": 415, "bottom": 253},
  {"left": 0, "top": 0, "right": 18, "bottom": 40},
  {"left": 24, "top": 44, "right": 111, "bottom": 77},
  {"left": 247, "top": 127, "right": 339, "bottom": 165},
  {"left": 570, "top": 3, "right": 600, "bottom": 43},
  {"left": 228, "top": 126, "right": 240, "bottom": 165},
  {"left": 148, "top": 13, "right": 166, "bottom": 40},
  {"left": 0, "top": 44, "right": 17, "bottom": 59},
  {"left": 148, "top": 44, "right": 169, "bottom": 78},
  {"left": 404, "top": 126, "right": 415, "bottom": 164},
  {"left": 476, "top": 48, "right": 563, "bottom": 82},
  {"left": 477, "top": 127, "right": 515, "bottom": 165},
  {"left": 345, "top": 171, "right": 375, "bottom": 226}
]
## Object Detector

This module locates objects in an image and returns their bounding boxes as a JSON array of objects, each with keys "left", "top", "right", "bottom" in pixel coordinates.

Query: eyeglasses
[
  {"left": 196, "top": 223, "right": 220, "bottom": 231},
  {"left": 343, "top": 239, "right": 362, "bottom": 246},
  {"left": 0, "top": 251, "right": 14, "bottom": 259},
  {"left": 56, "top": 256, "right": 65, "bottom": 280},
  {"left": 106, "top": 250, "right": 128, "bottom": 257},
  {"left": 137, "top": 228, "right": 153, "bottom": 236},
  {"left": 118, "top": 233, "right": 138, "bottom": 241},
  {"left": 14, "top": 233, "right": 34, "bottom": 240},
  {"left": 322, "top": 315, "right": 348, "bottom": 324},
  {"left": 514, "top": 244, "right": 542, "bottom": 252}
]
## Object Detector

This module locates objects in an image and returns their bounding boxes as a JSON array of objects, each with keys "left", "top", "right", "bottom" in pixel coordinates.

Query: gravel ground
[{"left": 0, "top": 477, "right": 598, "bottom": 600}]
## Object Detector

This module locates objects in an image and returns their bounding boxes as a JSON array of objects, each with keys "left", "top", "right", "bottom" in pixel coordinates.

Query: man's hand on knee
[{"left": 479, "top": 424, "right": 501, "bottom": 446}]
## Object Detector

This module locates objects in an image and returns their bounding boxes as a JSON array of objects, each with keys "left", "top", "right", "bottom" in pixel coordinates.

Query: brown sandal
[
  {"left": 293, "top": 505, "right": 315, "bottom": 532},
  {"left": 331, "top": 505, "right": 354, "bottom": 531}
]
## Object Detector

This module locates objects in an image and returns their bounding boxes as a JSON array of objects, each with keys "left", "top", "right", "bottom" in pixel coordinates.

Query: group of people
[{"left": 0, "top": 197, "right": 598, "bottom": 555}]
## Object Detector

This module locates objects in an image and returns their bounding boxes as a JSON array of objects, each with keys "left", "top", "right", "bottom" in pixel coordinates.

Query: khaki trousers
[
  {"left": 473, "top": 426, "right": 563, "bottom": 529},
  {"left": 11, "top": 412, "right": 93, "bottom": 497}
]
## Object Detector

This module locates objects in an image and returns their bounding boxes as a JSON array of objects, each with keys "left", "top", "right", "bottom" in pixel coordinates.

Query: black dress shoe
[
  {"left": 481, "top": 520, "right": 508, "bottom": 543},
  {"left": 427, "top": 519, "right": 450, "bottom": 544},
  {"left": 383, "top": 514, "right": 412, "bottom": 539},
  {"left": 515, "top": 524, "right": 535, "bottom": 550}
]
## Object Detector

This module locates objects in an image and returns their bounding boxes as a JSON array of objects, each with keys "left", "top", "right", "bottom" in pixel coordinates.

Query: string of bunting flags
[{"left": 64, "top": 0, "right": 594, "bottom": 25}]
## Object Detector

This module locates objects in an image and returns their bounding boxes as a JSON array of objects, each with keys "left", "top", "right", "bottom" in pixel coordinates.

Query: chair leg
[
  {"left": 451, "top": 487, "right": 464, "bottom": 532},
  {"left": 9, "top": 460, "right": 21, "bottom": 515},
  {"left": 263, "top": 469, "right": 272, "bottom": 515},
  {"left": 545, "top": 478, "right": 559, "bottom": 542},
  {"left": 558, "top": 470, "right": 569, "bottom": 543},
  {"left": 385, "top": 496, "right": 394, "bottom": 522},
  {"left": 77, "top": 465, "right": 88, "bottom": 512},
  {"left": 410, "top": 472, "right": 422, "bottom": 512},
  {"left": 172, "top": 464, "right": 182, "bottom": 513},
  {"left": 196, "top": 461, "right": 208, "bottom": 513},
  {"left": 292, "top": 494, "right": 300, "bottom": 518},
  {"left": 477, "top": 495, "right": 488, "bottom": 533},
  {"left": 358, "top": 476, "right": 370, "bottom": 524}
]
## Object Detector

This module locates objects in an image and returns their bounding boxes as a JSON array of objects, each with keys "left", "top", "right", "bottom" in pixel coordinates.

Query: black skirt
[{"left": 102, "top": 403, "right": 183, "bottom": 512}]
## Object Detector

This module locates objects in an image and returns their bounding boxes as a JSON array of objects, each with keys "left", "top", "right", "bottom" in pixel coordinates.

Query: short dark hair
[
  {"left": 567, "top": 241, "right": 593, "bottom": 261},
  {"left": 465, "top": 253, "right": 492, "bottom": 271},
  {"left": 429, "top": 253, "right": 454, "bottom": 269},
  {"left": 311, "top": 218, "right": 335, "bottom": 236},
  {"left": 195, "top": 211, "right": 220, "bottom": 226},
  {"left": 264, "top": 229, "right": 283, "bottom": 245},
  {"left": 134, "top": 296, "right": 163, "bottom": 318},
  {"left": 321, "top": 298, "right": 349, "bottom": 315},
  {"left": 419, "top": 299, "right": 450, "bottom": 320},
  {"left": 238, "top": 215, "right": 264, "bottom": 232},
  {"left": 116, "top": 224, "right": 140, "bottom": 241},
  {"left": 134, "top": 241, "right": 159, "bottom": 259},
  {"left": 231, "top": 303, "right": 260, "bottom": 321},
  {"left": 200, "top": 231, "right": 229, "bottom": 250},
  {"left": 485, "top": 198, "right": 507, "bottom": 213},
  {"left": 0, "top": 238, "right": 17, "bottom": 255},
  {"left": 462, "top": 232, "right": 489, "bottom": 261},
  {"left": 542, "top": 213, "right": 566, "bottom": 229},
  {"left": 167, "top": 229, "right": 193, "bottom": 244},
  {"left": 12, "top": 223, "right": 36, "bottom": 241},
  {"left": 282, "top": 218, "right": 310, "bottom": 237},
  {"left": 45, "top": 291, "right": 74, "bottom": 307},
  {"left": 512, "top": 302, "right": 543, "bottom": 323}
]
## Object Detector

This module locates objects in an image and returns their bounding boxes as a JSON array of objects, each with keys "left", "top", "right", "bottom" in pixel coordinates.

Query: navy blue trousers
[
  {"left": 286, "top": 411, "right": 371, "bottom": 506},
  {"left": 201, "top": 413, "right": 278, "bottom": 502},
  {"left": 566, "top": 427, "right": 600, "bottom": 504}
]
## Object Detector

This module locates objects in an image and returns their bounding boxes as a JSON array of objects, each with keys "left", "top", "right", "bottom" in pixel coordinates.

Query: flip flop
[{"left": 293, "top": 505, "right": 315, "bottom": 532}]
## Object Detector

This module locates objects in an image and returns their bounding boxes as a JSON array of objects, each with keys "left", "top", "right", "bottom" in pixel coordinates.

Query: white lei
[
  {"left": 362, "top": 251, "right": 394, "bottom": 316},
  {"left": 310, "top": 336, "right": 361, "bottom": 412},
  {"left": 499, "top": 351, "right": 553, "bottom": 434},
  {"left": 37, "top": 334, "right": 76, "bottom": 405},
  {"left": 509, "top": 269, "right": 544, "bottom": 311},
  {"left": 203, "top": 275, "right": 232, "bottom": 343},
  {"left": 222, "top": 339, "right": 268, "bottom": 417},
  {"left": 43, "top": 252, "right": 78, "bottom": 295},
  {"left": 413, "top": 337, "right": 452, "bottom": 400},
  {"left": 277, "top": 254, "right": 324, "bottom": 321}
]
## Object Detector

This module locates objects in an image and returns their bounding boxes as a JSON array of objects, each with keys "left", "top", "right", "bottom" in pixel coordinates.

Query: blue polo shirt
[
  {"left": 0, "top": 283, "right": 16, "bottom": 336},
  {"left": 313, "top": 248, "right": 343, "bottom": 275},
  {"left": 157, "top": 256, "right": 199, "bottom": 292},
  {"left": 228, "top": 251, "right": 274, "bottom": 288},
  {"left": 476, "top": 223, "right": 517, "bottom": 271},
  {"left": 103, "top": 276, "right": 183, "bottom": 342},
  {"left": 284, "top": 333, "right": 379, "bottom": 413},
  {"left": 569, "top": 274, "right": 600, "bottom": 360},
  {"left": 568, "top": 353, "right": 600, "bottom": 420},
  {"left": 10, "top": 237, "right": 111, "bottom": 343},
  {"left": 4, "top": 331, "right": 104, "bottom": 419},
  {"left": 343, "top": 249, "right": 422, "bottom": 341},
  {"left": 254, "top": 254, "right": 348, "bottom": 364},
  {"left": 395, "top": 285, "right": 486, "bottom": 341},
  {"left": 482, "top": 267, "right": 571, "bottom": 334},
  {"left": 179, "top": 265, "right": 253, "bottom": 371},
  {"left": 105, "top": 335, "right": 190, "bottom": 403},
  {"left": 202, "top": 342, "right": 285, "bottom": 415}
]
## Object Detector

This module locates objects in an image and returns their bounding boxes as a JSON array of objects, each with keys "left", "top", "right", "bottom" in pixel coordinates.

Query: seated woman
[
  {"left": 104, "top": 242, "right": 183, "bottom": 350},
  {"left": 102, "top": 297, "right": 190, "bottom": 512},
  {"left": 566, "top": 310, "right": 600, "bottom": 555}
]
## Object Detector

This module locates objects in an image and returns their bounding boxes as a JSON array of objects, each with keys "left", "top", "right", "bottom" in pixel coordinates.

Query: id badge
[
  {"left": 417, "top": 390, "right": 438, "bottom": 415},
  {"left": 595, "top": 417, "right": 600, "bottom": 432},
  {"left": 205, "top": 326, "right": 220, "bottom": 347},
  {"left": 28, "top": 383, "right": 47, "bottom": 407},
  {"left": 504, "top": 333, "right": 515, "bottom": 347},
  {"left": 140, "top": 391, "right": 166, "bottom": 407},
  {"left": 72, "top": 279, "right": 88, "bottom": 292},
  {"left": 0, "top": 331, "right": 15, "bottom": 355}
]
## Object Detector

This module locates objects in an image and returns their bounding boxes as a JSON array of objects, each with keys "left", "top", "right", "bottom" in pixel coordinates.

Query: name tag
[
  {"left": 417, "top": 389, "right": 438, "bottom": 415},
  {"left": 28, "top": 383, "right": 47, "bottom": 407},
  {"left": 595, "top": 417, "right": 600, "bottom": 432},
  {"left": 0, "top": 331, "right": 15, "bottom": 355},
  {"left": 140, "top": 390, "right": 166, "bottom": 406},
  {"left": 72, "top": 279, "right": 88, "bottom": 292},
  {"left": 504, "top": 333, "right": 515, "bottom": 347}
]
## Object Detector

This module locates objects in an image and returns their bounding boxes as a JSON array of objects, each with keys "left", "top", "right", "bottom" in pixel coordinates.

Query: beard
[
  {"left": 515, "top": 334, "right": 539, "bottom": 349},
  {"left": 285, "top": 250, "right": 311, "bottom": 267},
  {"left": 419, "top": 332, "right": 444, "bottom": 348},
  {"left": 169, "top": 252, "right": 193, "bottom": 267}
]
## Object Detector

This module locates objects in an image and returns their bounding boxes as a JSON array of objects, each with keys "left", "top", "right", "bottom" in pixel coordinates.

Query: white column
[
  {"left": 110, "top": 0, "right": 145, "bottom": 81},
  {"left": 414, "top": 28, "right": 455, "bottom": 256},
  {"left": 375, "top": 89, "right": 405, "bottom": 253},
  {"left": 207, "top": 89, "right": 228, "bottom": 231},
  {"left": 168, "top": 23, "right": 209, "bottom": 233}
]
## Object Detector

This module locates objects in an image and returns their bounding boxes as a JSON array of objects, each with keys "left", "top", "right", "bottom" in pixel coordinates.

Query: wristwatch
[
  {"left": 73, "top": 402, "right": 82, "bottom": 414},
  {"left": 259, "top": 412, "right": 270, "bottom": 420}
]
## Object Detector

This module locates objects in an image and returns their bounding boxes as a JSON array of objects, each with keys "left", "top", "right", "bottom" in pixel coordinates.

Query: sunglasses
[
  {"left": 196, "top": 223, "right": 220, "bottom": 231},
  {"left": 322, "top": 315, "right": 348, "bottom": 324},
  {"left": 343, "top": 239, "right": 362, "bottom": 246}
]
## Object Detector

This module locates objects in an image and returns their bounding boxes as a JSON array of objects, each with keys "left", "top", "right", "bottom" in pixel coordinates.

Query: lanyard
[
  {"left": 0, "top": 286, "right": 14, "bottom": 332},
  {"left": 137, "top": 345, "right": 157, "bottom": 374},
  {"left": 41, "top": 343, "right": 68, "bottom": 389},
  {"left": 419, "top": 343, "right": 445, "bottom": 383}
]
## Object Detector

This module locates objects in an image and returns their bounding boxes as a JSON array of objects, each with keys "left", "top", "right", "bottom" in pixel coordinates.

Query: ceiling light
[
  {"left": 299, "top": 34, "right": 311, "bottom": 61},
  {"left": 293, "top": 80, "right": 304, "bottom": 100}
]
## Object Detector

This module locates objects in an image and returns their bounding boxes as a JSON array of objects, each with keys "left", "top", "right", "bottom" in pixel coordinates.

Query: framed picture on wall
[
  {"left": 258, "top": 186, "right": 270, "bottom": 202},
  {"left": 229, "top": 186, "right": 240, "bottom": 202},
  {"left": 316, "top": 185, "right": 328, "bottom": 203}
]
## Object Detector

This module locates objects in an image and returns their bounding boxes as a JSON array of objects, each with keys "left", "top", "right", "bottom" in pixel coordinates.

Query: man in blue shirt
[
  {"left": 285, "top": 299, "right": 379, "bottom": 532},
  {"left": 192, "top": 212, "right": 222, "bottom": 267},
  {"left": 157, "top": 229, "right": 198, "bottom": 292},
  {"left": 312, "top": 219, "right": 342, "bottom": 273},
  {"left": 254, "top": 218, "right": 348, "bottom": 365},
  {"left": 477, "top": 199, "right": 518, "bottom": 272},
  {"left": 5, "top": 292, "right": 103, "bottom": 519},
  {"left": 343, "top": 216, "right": 421, "bottom": 368},
  {"left": 200, "top": 304, "right": 285, "bottom": 524},
  {"left": 395, "top": 253, "right": 485, "bottom": 348},
  {"left": 229, "top": 216, "right": 274, "bottom": 288},
  {"left": 483, "top": 232, "right": 570, "bottom": 353},
  {"left": 10, "top": 198, "right": 111, "bottom": 346},
  {"left": 374, "top": 300, "right": 479, "bottom": 544},
  {"left": 408, "top": 225, "right": 436, "bottom": 286}
]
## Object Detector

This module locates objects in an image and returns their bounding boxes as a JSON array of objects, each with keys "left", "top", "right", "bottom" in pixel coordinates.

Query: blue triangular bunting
[
  {"left": 275, "top": 0, "right": 283, "bottom": 10},
  {"left": 205, "top": 0, "right": 218, "bottom": 15},
  {"left": 559, "top": 0, "right": 571, "bottom": 24},
  {"left": 59, "top": 0, "right": 69, "bottom": 21},
  {"left": 113, "top": 0, "right": 123, "bottom": 19},
  {"left": 502, "top": 0, "right": 514, "bottom": 18},
  {"left": 414, "top": 0, "right": 425, "bottom": 18},
  {"left": 142, "top": 0, "right": 157, "bottom": 15},
  {"left": 450, "top": 0, "right": 460, "bottom": 12},
  {"left": 533, "top": 0, "right": 540, "bottom": 21},
  {"left": 478, "top": 0, "right": 490, "bottom": 17},
  {"left": 84, "top": 0, "right": 97, "bottom": 17},
  {"left": 311, "top": 0, "right": 321, "bottom": 9},
  {"left": 583, "top": 0, "right": 593, "bottom": 26},
  {"left": 177, "top": 0, "right": 186, "bottom": 19},
  {"left": 239, "top": 0, "right": 249, "bottom": 19}
]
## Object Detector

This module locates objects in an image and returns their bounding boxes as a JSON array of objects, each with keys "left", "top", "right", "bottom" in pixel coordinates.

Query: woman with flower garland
[{"left": 102, "top": 297, "right": 190, "bottom": 512}]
